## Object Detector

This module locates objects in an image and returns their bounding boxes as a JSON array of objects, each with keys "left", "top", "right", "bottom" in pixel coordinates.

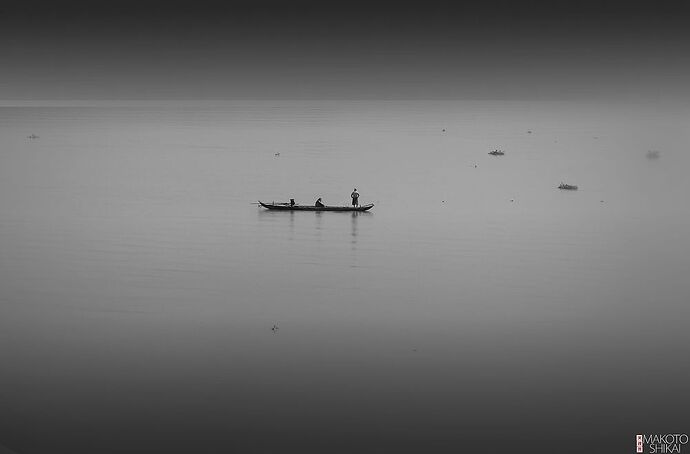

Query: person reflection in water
[
  {"left": 351, "top": 188, "right": 359, "bottom": 206},
  {"left": 315, "top": 197, "right": 324, "bottom": 208}
]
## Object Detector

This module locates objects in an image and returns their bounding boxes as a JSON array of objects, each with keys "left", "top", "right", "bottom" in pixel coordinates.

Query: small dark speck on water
[
  {"left": 527, "top": 130, "right": 532, "bottom": 134},
  {"left": 442, "top": 128, "right": 446, "bottom": 132}
]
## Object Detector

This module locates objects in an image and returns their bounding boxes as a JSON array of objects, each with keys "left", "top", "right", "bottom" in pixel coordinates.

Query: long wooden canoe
[{"left": 259, "top": 201, "right": 374, "bottom": 212}]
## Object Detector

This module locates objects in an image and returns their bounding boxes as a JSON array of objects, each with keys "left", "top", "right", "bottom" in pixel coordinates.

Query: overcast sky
[{"left": 1, "top": 1, "right": 689, "bottom": 99}]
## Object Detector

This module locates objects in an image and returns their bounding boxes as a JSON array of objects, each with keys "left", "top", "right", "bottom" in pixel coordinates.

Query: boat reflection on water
[{"left": 351, "top": 212, "right": 359, "bottom": 248}]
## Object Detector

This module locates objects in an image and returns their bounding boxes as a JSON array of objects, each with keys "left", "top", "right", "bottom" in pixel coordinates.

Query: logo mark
[{"left": 636, "top": 434, "right": 688, "bottom": 453}]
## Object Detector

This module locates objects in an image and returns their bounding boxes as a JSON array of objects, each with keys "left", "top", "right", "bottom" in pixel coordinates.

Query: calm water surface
[{"left": 1, "top": 101, "right": 689, "bottom": 453}]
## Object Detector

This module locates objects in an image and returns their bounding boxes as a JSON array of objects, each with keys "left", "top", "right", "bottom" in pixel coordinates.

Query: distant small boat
[
  {"left": 558, "top": 183, "right": 578, "bottom": 190},
  {"left": 27, "top": 134, "right": 39, "bottom": 139},
  {"left": 259, "top": 201, "right": 374, "bottom": 212},
  {"left": 488, "top": 150, "right": 505, "bottom": 156},
  {"left": 646, "top": 150, "right": 660, "bottom": 159}
]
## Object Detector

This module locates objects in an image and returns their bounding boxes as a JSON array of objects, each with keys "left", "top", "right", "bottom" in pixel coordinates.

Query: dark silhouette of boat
[
  {"left": 558, "top": 183, "right": 578, "bottom": 190},
  {"left": 259, "top": 201, "right": 374, "bottom": 212},
  {"left": 488, "top": 149, "right": 505, "bottom": 156}
]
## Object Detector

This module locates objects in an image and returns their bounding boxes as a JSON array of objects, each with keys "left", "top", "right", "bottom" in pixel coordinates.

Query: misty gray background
[
  {"left": 1, "top": 100, "right": 688, "bottom": 453},
  {"left": 1, "top": 2, "right": 690, "bottom": 101}
]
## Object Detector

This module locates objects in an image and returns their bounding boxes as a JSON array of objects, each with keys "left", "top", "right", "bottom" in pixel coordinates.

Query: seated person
[
  {"left": 315, "top": 197, "right": 325, "bottom": 207},
  {"left": 290, "top": 198, "right": 295, "bottom": 207}
]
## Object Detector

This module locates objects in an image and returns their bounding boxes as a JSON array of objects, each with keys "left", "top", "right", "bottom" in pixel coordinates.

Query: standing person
[
  {"left": 351, "top": 188, "right": 359, "bottom": 207},
  {"left": 315, "top": 197, "right": 325, "bottom": 207}
]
